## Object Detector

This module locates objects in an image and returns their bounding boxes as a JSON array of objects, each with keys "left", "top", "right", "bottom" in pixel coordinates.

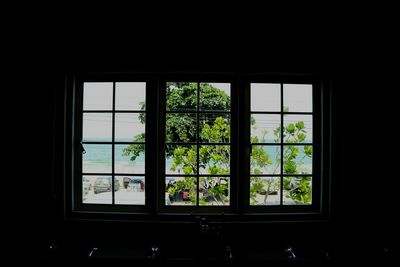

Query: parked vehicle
[
  {"left": 94, "top": 177, "right": 120, "bottom": 194},
  {"left": 127, "top": 178, "right": 145, "bottom": 192},
  {"left": 83, "top": 177, "right": 92, "bottom": 195},
  {"left": 123, "top": 177, "right": 131, "bottom": 189}
]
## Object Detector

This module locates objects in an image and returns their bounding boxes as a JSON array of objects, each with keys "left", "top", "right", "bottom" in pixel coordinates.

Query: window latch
[{"left": 80, "top": 142, "right": 86, "bottom": 154}]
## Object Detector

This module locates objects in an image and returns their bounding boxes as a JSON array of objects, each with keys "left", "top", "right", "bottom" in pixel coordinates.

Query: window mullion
[{"left": 112, "top": 82, "right": 116, "bottom": 205}]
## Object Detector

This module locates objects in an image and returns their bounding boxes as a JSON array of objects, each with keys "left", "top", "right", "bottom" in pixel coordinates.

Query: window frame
[{"left": 64, "top": 72, "right": 331, "bottom": 221}]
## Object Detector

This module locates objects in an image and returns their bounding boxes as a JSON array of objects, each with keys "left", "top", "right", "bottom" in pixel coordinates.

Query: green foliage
[{"left": 123, "top": 83, "right": 312, "bottom": 205}]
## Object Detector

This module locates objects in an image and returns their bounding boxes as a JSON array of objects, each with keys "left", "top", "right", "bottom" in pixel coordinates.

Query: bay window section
[
  {"left": 164, "top": 82, "right": 231, "bottom": 207},
  {"left": 80, "top": 82, "right": 146, "bottom": 206}
]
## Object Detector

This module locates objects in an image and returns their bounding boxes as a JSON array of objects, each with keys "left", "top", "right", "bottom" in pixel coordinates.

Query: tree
[{"left": 123, "top": 82, "right": 312, "bottom": 205}]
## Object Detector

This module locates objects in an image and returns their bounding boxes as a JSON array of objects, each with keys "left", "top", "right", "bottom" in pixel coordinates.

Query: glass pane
[
  {"left": 83, "top": 82, "right": 113, "bottom": 110},
  {"left": 115, "top": 144, "right": 145, "bottom": 174},
  {"left": 283, "top": 115, "right": 313, "bottom": 143},
  {"left": 199, "top": 177, "right": 230, "bottom": 206},
  {"left": 199, "top": 114, "right": 230, "bottom": 143},
  {"left": 250, "top": 146, "right": 281, "bottom": 175},
  {"left": 166, "top": 113, "right": 197, "bottom": 142},
  {"left": 251, "top": 83, "right": 280, "bottom": 112},
  {"left": 115, "top": 176, "right": 145, "bottom": 205},
  {"left": 166, "top": 82, "right": 197, "bottom": 111},
  {"left": 200, "top": 83, "right": 230, "bottom": 111},
  {"left": 83, "top": 144, "right": 112, "bottom": 173},
  {"left": 251, "top": 114, "right": 281, "bottom": 143},
  {"left": 115, "top": 113, "right": 145, "bottom": 142},
  {"left": 82, "top": 175, "right": 112, "bottom": 204},
  {"left": 250, "top": 177, "right": 281, "bottom": 206},
  {"left": 283, "top": 145, "right": 313, "bottom": 174},
  {"left": 82, "top": 113, "right": 112, "bottom": 142},
  {"left": 283, "top": 84, "right": 313, "bottom": 112},
  {"left": 199, "top": 145, "right": 230, "bottom": 175},
  {"left": 115, "top": 82, "right": 146, "bottom": 110},
  {"left": 165, "top": 177, "right": 197, "bottom": 206},
  {"left": 165, "top": 145, "right": 197, "bottom": 175},
  {"left": 283, "top": 176, "right": 312, "bottom": 205}
]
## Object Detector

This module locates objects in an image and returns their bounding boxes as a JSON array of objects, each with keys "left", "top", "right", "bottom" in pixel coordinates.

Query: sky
[{"left": 82, "top": 82, "right": 312, "bottom": 140}]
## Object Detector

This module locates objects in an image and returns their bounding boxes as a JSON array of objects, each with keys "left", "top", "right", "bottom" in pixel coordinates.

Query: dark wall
[{"left": 18, "top": 38, "right": 395, "bottom": 263}]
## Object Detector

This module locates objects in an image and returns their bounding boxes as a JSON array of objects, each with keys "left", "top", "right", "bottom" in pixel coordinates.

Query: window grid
[
  {"left": 81, "top": 82, "right": 146, "bottom": 206},
  {"left": 250, "top": 83, "right": 313, "bottom": 206},
  {"left": 165, "top": 82, "right": 231, "bottom": 207}
]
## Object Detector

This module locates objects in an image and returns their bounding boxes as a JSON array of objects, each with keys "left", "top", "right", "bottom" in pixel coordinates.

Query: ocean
[{"left": 82, "top": 143, "right": 312, "bottom": 174}]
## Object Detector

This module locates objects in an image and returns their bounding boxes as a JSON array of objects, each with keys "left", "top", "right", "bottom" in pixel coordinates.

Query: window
[
  {"left": 79, "top": 82, "right": 146, "bottom": 208},
  {"left": 67, "top": 73, "right": 329, "bottom": 219},
  {"left": 163, "top": 82, "right": 231, "bottom": 208},
  {"left": 249, "top": 83, "right": 314, "bottom": 207}
]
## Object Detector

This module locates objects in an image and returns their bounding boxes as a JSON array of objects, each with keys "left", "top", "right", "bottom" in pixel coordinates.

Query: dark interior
[{"left": 14, "top": 33, "right": 395, "bottom": 265}]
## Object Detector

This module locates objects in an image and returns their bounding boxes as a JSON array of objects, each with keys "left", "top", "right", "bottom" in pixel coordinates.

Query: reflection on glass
[
  {"left": 83, "top": 83, "right": 113, "bottom": 110},
  {"left": 115, "top": 82, "right": 146, "bottom": 110},
  {"left": 251, "top": 114, "right": 281, "bottom": 143},
  {"left": 283, "top": 145, "right": 312, "bottom": 174},
  {"left": 166, "top": 113, "right": 197, "bottom": 142},
  {"left": 115, "top": 113, "right": 145, "bottom": 142},
  {"left": 165, "top": 177, "right": 197, "bottom": 206},
  {"left": 283, "top": 176, "right": 312, "bottom": 205},
  {"left": 166, "top": 82, "right": 197, "bottom": 110},
  {"left": 283, "top": 84, "right": 313, "bottom": 112},
  {"left": 115, "top": 144, "right": 145, "bottom": 174},
  {"left": 251, "top": 83, "right": 281, "bottom": 111},
  {"left": 82, "top": 175, "right": 112, "bottom": 204},
  {"left": 199, "top": 177, "right": 230, "bottom": 206},
  {"left": 199, "top": 145, "right": 230, "bottom": 174},
  {"left": 82, "top": 113, "right": 112, "bottom": 142},
  {"left": 200, "top": 83, "right": 230, "bottom": 111},
  {"left": 250, "top": 146, "right": 281, "bottom": 175},
  {"left": 165, "top": 145, "right": 197, "bottom": 175},
  {"left": 115, "top": 176, "right": 145, "bottom": 205},
  {"left": 250, "top": 177, "right": 281, "bottom": 206},
  {"left": 83, "top": 144, "right": 112, "bottom": 173},
  {"left": 199, "top": 114, "right": 230, "bottom": 143},
  {"left": 283, "top": 115, "right": 312, "bottom": 143}
]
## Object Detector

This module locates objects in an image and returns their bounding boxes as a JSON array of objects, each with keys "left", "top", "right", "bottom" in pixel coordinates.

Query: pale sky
[
  {"left": 82, "top": 82, "right": 311, "bottom": 141},
  {"left": 251, "top": 83, "right": 313, "bottom": 112}
]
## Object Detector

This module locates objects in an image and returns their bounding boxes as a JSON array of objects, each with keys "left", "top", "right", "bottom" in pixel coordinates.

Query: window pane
[
  {"left": 283, "top": 84, "right": 312, "bottom": 112},
  {"left": 200, "top": 83, "right": 230, "bottom": 111},
  {"left": 199, "top": 114, "right": 230, "bottom": 143},
  {"left": 165, "top": 145, "right": 197, "bottom": 175},
  {"left": 115, "top": 144, "right": 145, "bottom": 174},
  {"left": 283, "top": 115, "right": 313, "bottom": 143},
  {"left": 115, "top": 113, "right": 145, "bottom": 142},
  {"left": 166, "top": 113, "right": 197, "bottom": 143},
  {"left": 83, "top": 144, "right": 112, "bottom": 173},
  {"left": 250, "top": 146, "right": 281, "bottom": 175},
  {"left": 250, "top": 177, "right": 281, "bottom": 206},
  {"left": 283, "top": 145, "right": 312, "bottom": 174},
  {"left": 283, "top": 176, "right": 312, "bottom": 205},
  {"left": 115, "top": 176, "right": 145, "bottom": 205},
  {"left": 251, "top": 83, "right": 281, "bottom": 112},
  {"left": 83, "top": 83, "right": 113, "bottom": 110},
  {"left": 82, "top": 175, "right": 112, "bottom": 204},
  {"left": 251, "top": 114, "right": 281, "bottom": 143},
  {"left": 165, "top": 177, "right": 197, "bottom": 206},
  {"left": 199, "top": 145, "right": 230, "bottom": 175},
  {"left": 82, "top": 113, "right": 112, "bottom": 142},
  {"left": 199, "top": 177, "right": 230, "bottom": 206},
  {"left": 166, "top": 82, "right": 197, "bottom": 111},
  {"left": 115, "top": 82, "right": 146, "bottom": 110}
]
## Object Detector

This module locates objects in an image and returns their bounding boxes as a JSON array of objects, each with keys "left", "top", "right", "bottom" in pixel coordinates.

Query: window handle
[
  {"left": 249, "top": 145, "right": 252, "bottom": 155},
  {"left": 80, "top": 142, "right": 86, "bottom": 154}
]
